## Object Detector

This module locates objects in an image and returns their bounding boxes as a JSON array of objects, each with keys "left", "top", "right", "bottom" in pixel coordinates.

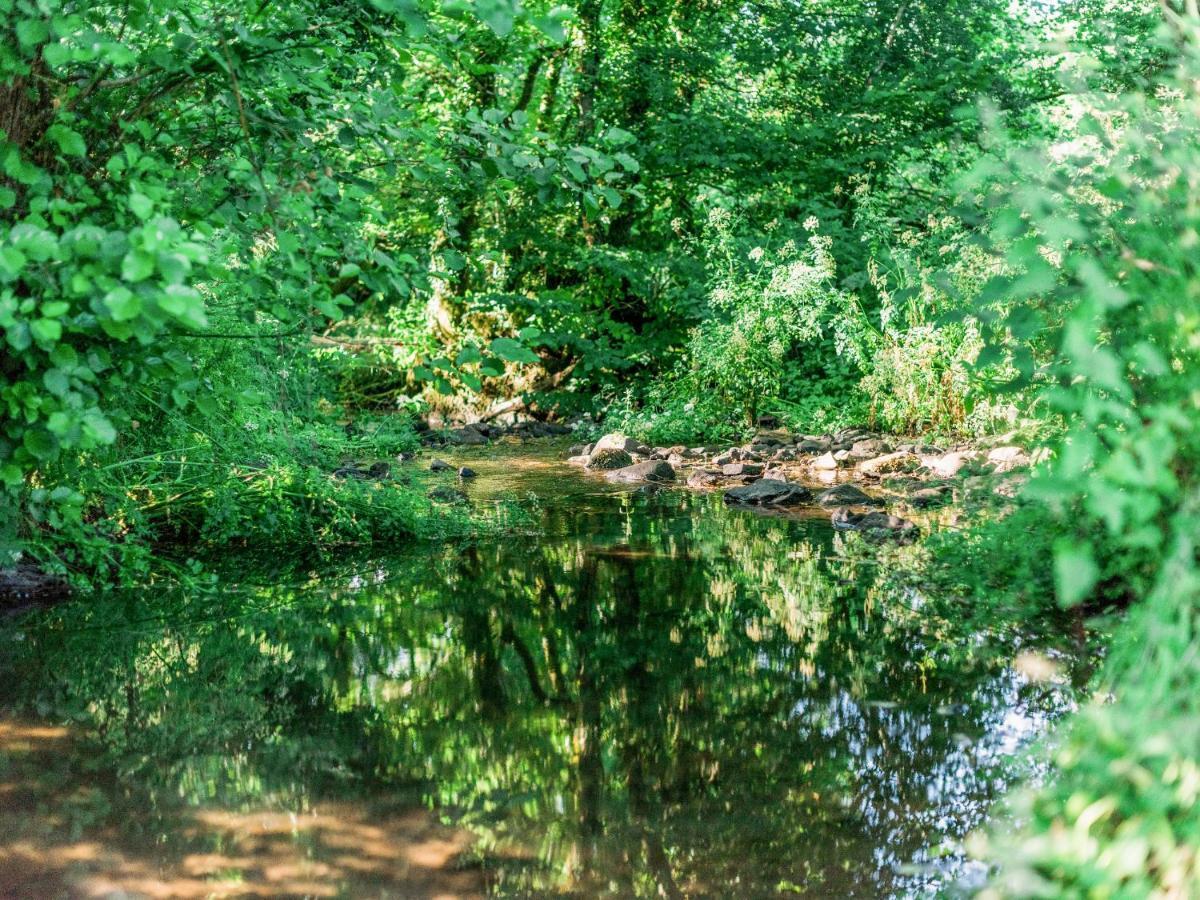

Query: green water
[{"left": 0, "top": 448, "right": 1084, "bottom": 897}]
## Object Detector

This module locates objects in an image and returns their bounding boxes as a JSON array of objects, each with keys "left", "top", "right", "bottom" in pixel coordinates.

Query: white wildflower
[
  {"left": 748, "top": 247, "right": 765, "bottom": 263},
  {"left": 803, "top": 216, "right": 819, "bottom": 231}
]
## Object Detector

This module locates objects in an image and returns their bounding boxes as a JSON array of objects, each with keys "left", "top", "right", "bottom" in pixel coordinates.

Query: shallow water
[{"left": 0, "top": 446, "right": 1083, "bottom": 898}]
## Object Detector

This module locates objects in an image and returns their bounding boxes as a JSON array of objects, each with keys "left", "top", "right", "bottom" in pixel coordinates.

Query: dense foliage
[{"left": 4, "top": 0, "right": 1200, "bottom": 894}]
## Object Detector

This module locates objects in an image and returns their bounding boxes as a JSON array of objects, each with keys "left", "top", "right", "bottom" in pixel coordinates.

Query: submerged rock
[
  {"left": 687, "top": 469, "right": 723, "bottom": 488},
  {"left": 430, "top": 459, "right": 453, "bottom": 473},
  {"left": 724, "top": 479, "right": 812, "bottom": 506},
  {"left": 606, "top": 460, "right": 676, "bottom": 484},
  {"left": 332, "top": 461, "right": 391, "bottom": 480},
  {"left": 816, "top": 484, "right": 882, "bottom": 507},
  {"left": 831, "top": 507, "right": 918, "bottom": 542},
  {"left": 457, "top": 466, "right": 477, "bottom": 478},
  {"left": 428, "top": 485, "right": 468, "bottom": 503}
]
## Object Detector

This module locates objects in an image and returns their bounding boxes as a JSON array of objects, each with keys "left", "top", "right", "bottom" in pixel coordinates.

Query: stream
[{"left": 0, "top": 445, "right": 1085, "bottom": 898}]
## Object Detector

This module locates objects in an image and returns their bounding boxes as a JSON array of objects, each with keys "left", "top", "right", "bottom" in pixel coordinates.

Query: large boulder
[
  {"left": 724, "top": 479, "right": 812, "bottom": 507},
  {"left": 816, "top": 484, "right": 882, "bottom": 507},
  {"left": 606, "top": 460, "right": 676, "bottom": 484},
  {"left": 586, "top": 447, "right": 634, "bottom": 470}
]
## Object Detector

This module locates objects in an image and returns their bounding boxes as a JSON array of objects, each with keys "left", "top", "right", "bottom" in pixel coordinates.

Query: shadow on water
[{"left": 0, "top": 448, "right": 1085, "bottom": 897}]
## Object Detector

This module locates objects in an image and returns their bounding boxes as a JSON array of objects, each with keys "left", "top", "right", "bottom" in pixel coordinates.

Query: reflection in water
[{"left": 0, "top": 450, "right": 1081, "bottom": 897}]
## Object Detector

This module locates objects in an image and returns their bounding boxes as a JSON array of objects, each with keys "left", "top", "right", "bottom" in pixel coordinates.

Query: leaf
[
  {"left": 103, "top": 286, "right": 141, "bottom": 321},
  {"left": 129, "top": 192, "right": 153, "bottom": 220},
  {"left": 475, "top": 0, "right": 516, "bottom": 36},
  {"left": 121, "top": 249, "right": 155, "bottom": 282},
  {"left": 1054, "top": 539, "right": 1099, "bottom": 608},
  {"left": 45, "top": 124, "right": 86, "bottom": 157},
  {"left": 489, "top": 337, "right": 539, "bottom": 364},
  {"left": 16, "top": 18, "right": 49, "bottom": 49},
  {"left": 29, "top": 318, "right": 62, "bottom": 344},
  {"left": 43, "top": 369, "right": 70, "bottom": 397},
  {"left": 22, "top": 428, "right": 57, "bottom": 461}
]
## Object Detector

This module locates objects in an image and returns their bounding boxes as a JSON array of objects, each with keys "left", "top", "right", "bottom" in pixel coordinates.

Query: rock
[
  {"left": 567, "top": 455, "right": 591, "bottom": 467},
  {"left": 772, "top": 448, "right": 798, "bottom": 462},
  {"left": 333, "top": 461, "right": 390, "bottom": 480},
  {"left": 458, "top": 466, "right": 477, "bottom": 478},
  {"left": 606, "top": 460, "right": 676, "bottom": 484},
  {"left": 816, "top": 484, "right": 882, "bottom": 507},
  {"left": 857, "top": 451, "right": 919, "bottom": 478},
  {"left": 921, "top": 450, "right": 978, "bottom": 478},
  {"left": 713, "top": 450, "right": 742, "bottom": 466},
  {"left": 687, "top": 469, "right": 723, "bottom": 488},
  {"left": 830, "top": 507, "right": 918, "bottom": 542},
  {"left": 762, "top": 467, "right": 789, "bottom": 481},
  {"left": 811, "top": 451, "right": 839, "bottom": 471},
  {"left": 721, "top": 462, "right": 764, "bottom": 477},
  {"left": 428, "top": 485, "right": 468, "bottom": 503},
  {"left": 756, "top": 414, "right": 780, "bottom": 428},
  {"left": 848, "top": 438, "right": 893, "bottom": 460},
  {"left": 447, "top": 425, "right": 488, "bottom": 446},
  {"left": 796, "top": 440, "right": 828, "bottom": 454},
  {"left": 582, "top": 443, "right": 595, "bottom": 456},
  {"left": 751, "top": 430, "right": 791, "bottom": 450},
  {"left": 396, "top": 452, "right": 416, "bottom": 463},
  {"left": 430, "top": 459, "right": 453, "bottom": 473},
  {"left": 568, "top": 444, "right": 586, "bottom": 456},
  {"left": 909, "top": 485, "right": 952, "bottom": 508},
  {"left": 833, "top": 449, "right": 850, "bottom": 461},
  {"left": 724, "top": 479, "right": 813, "bottom": 506},
  {"left": 667, "top": 453, "right": 686, "bottom": 467},
  {"left": 988, "top": 445, "right": 1030, "bottom": 473},
  {"left": 593, "top": 433, "right": 650, "bottom": 456},
  {"left": 0, "top": 561, "right": 70, "bottom": 610},
  {"left": 586, "top": 447, "right": 635, "bottom": 470}
]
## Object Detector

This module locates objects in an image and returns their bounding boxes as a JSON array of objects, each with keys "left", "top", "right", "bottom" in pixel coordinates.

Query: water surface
[{"left": 0, "top": 446, "right": 1082, "bottom": 897}]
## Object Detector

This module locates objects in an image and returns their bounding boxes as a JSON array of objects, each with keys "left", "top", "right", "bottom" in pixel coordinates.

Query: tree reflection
[{"left": 0, "top": 487, "right": 1080, "bottom": 896}]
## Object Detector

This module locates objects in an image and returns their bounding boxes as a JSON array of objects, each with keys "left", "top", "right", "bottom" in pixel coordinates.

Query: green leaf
[
  {"left": 103, "top": 286, "right": 141, "bottom": 321},
  {"left": 489, "top": 337, "right": 539, "bottom": 364},
  {"left": 16, "top": 18, "right": 50, "bottom": 49},
  {"left": 129, "top": 192, "right": 153, "bottom": 220},
  {"left": 45, "top": 124, "right": 86, "bottom": 157},
  {"left": 0, "top": 187, "right": 15, "bottom": 209},
  {"left": 81, "top": 409, "right": 116, "bottom": 445},
  {"left": 29, "top": 318, "right": 62, "bottom": 344},
  {"left": 22, "top": 429, "right": 56, "bottom": 461},
  {"left": 121, "top": 249, "right": 155, "bottom": 282},
  {"left": 43, "top": 369, "right": 70, "bottom": 397},
  {"left": 1054, "top": 539, "right": 1099, "bottom": 608}
]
